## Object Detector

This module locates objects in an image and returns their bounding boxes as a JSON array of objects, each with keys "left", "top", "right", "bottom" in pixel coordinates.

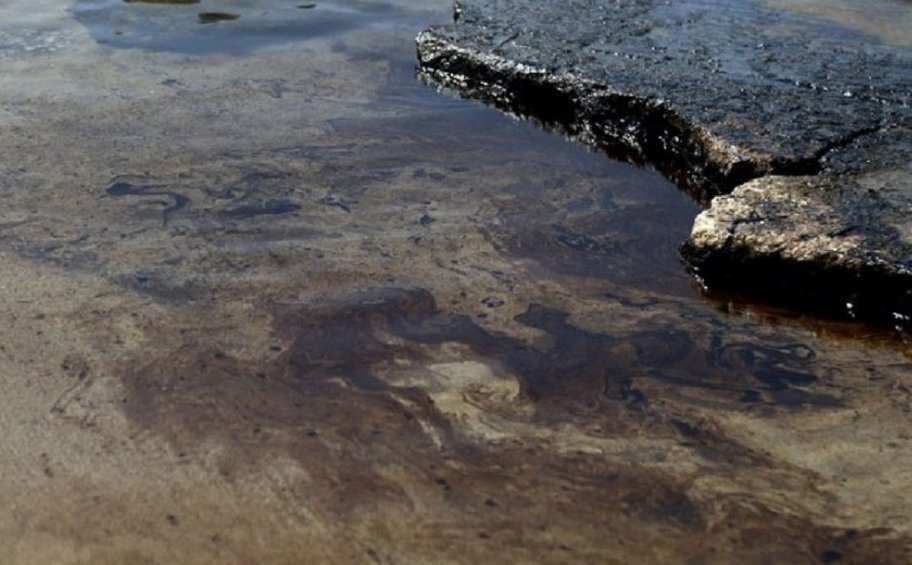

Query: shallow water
[
  {"left": 71, "top": 0, "right": 424, "bottom": 53},
  {"left": 0, "top": 0, "right": 911, "bottom": 562}
]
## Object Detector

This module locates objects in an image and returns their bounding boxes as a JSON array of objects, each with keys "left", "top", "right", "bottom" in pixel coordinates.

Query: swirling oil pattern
[{"left": 0, "top": 0, "right": 908, "bottom": 562}]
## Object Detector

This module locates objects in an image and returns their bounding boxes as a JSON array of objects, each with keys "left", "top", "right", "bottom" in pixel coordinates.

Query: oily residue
[
  {"left": 221, "top": 198, "right": 301, "bottom": 219},
  {"left": 106, "top": 180, "right": 190, "bottom": 226},
  {"left": 118, "top": 286, "right": 906, "bottom": 560},
  {"left": 121, "top": 287, "right": 841, "bottom": 470},
  {"left": 0, "top": 0, "right": 910, "bottom": 561},
  {"left": 198, "top": 12, "right": 240, "bottom": 24},
  {"left": 515, "top": 304, "right": 838, "bottom": 410},
  {"left": 277, "top": 289, "right": 839, "bottom": 415},
  {"left": 457, "top": 149, "right": 701, "bottom": 293}
]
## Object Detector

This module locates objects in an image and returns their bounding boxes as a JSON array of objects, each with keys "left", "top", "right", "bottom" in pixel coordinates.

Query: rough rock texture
[
  {"left": 684, "top": 124, "right": 912, "bottom": 325},
  {"left": 416, "top": 0, "right": 912, "bottom": 325},
  {"left": 685, "top": 174, "right": 912, "bottom": 323}
]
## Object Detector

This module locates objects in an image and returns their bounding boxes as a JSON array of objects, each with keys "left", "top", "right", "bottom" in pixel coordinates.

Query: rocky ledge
[{"left": 416, "top": 0, "right": 912, "bottom": 327}]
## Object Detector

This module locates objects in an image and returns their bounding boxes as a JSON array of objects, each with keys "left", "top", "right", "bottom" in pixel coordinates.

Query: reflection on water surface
[{"left": 72, "top": 0, "right": 414, "bottom": 53}]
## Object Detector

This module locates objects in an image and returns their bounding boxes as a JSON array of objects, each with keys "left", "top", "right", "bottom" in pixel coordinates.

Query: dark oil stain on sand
[{"left": 120, "top": 287, "right": 906, "bottom": 561}]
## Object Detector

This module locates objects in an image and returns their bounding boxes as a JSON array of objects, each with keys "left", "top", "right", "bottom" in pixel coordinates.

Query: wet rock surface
[
  {"left": 683, "top": 170, "right": 912, "bottom": 324},
  {"left": 1, "top": 0, "right": 912, "bottom": 563},
  {"left": 417, "top": 0, "right": 912, "bottom": 326}
]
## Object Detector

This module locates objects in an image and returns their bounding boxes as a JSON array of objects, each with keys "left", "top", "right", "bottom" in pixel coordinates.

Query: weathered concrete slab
[{"left": 416, "top": 0, "right": 912, "bottom": 325}]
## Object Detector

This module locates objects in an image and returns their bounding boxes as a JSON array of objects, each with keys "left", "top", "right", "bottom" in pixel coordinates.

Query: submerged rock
[{"left": 416, "top": 0, "right": 912, "bottom": 326}]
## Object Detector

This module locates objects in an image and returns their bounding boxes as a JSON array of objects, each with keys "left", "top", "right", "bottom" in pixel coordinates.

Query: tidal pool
[{"left": 0, "top": 0, "right": 910, "bottom": 562}]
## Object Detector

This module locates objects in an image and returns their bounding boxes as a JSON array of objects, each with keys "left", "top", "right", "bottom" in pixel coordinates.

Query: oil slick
[{"left": 0, "top": 0, "right": 908, "bottom": 561}]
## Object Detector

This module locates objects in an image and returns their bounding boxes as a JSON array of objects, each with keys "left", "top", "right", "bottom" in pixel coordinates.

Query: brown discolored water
[{"left": 0, "top": 0, "right": 911, "bottom": 563}]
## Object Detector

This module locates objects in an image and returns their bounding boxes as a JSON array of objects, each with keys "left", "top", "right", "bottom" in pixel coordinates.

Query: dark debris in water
[{"left": 198, "top": 12, "right": 240, "bottom": 24}]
